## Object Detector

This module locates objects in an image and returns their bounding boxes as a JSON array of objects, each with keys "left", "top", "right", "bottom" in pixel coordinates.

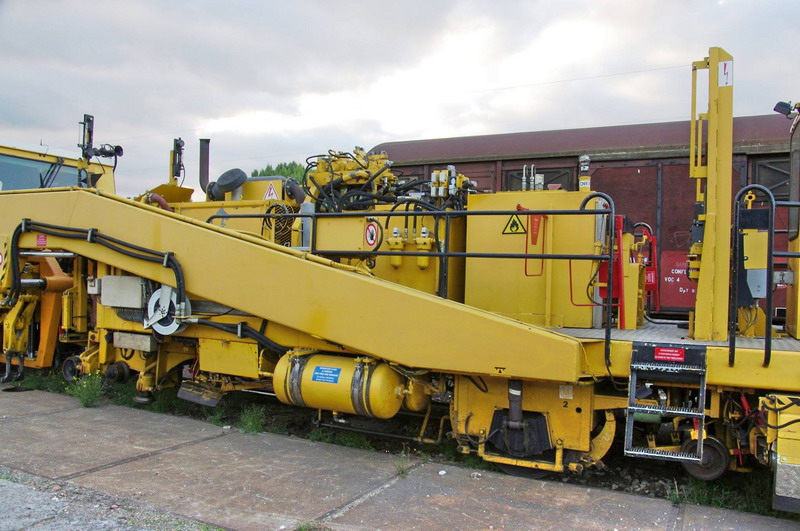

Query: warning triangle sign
[
  {"left": 263, "top": 182, "right": 279, "bottom": 200},
  {"left": 502, "top": 214, "right": 526, "bottom": 235}
]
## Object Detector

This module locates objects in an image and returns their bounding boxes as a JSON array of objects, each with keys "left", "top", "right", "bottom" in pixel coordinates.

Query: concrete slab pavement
[
  {"left": 0, "top": 386, "right": 796, "bottom": 530},
  {"left": 70, "top": 429, "right": 409, "bottom": 529},
  {"left": 0, "top": 392, "right": 222, "bottom": 480}
]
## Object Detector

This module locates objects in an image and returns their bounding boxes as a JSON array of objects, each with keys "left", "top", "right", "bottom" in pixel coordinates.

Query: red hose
[{"left": 147, "top": 193, "right": 174, "bottom": 212}]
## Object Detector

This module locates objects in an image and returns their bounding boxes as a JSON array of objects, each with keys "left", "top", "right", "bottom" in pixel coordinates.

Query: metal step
[
  {"left": 628, "top": 404, "right": 705, "bottom": 418},
  {"left": 630, "top": 362, "right": 705, "bottom": 374},
  {"left": 624, "top": 446, "right": 702, "bottom": 463},
  {"left": 625, "top": 349, "right": 708, "bottom": 464}
]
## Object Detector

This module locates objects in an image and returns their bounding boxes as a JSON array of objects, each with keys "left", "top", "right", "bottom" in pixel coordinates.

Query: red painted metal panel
[{"left": 660, "top": 250, "right": 697, "bottom": 309}]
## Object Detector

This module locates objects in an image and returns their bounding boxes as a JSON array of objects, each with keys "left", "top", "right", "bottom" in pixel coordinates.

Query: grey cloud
[{"left": 1, "top": 0, "right": 798, "bottom": 197}]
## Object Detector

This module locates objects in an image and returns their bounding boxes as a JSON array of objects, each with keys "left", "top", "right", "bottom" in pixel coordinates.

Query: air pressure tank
[{"left": 273, "top": 354, "right": 405, "bottom": 419}]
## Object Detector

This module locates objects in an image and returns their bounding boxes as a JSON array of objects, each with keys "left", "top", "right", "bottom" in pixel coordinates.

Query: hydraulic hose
[
  {"left": 192, "top": 319, "right": 289, "bottom": 355},
  {"left": 4, "top": 220, "right": 186, "bottom": 310}
]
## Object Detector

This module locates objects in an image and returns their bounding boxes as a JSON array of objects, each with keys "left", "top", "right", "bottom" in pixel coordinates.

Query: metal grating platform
[{"left": 555, "top": 322, "right": 800, "bottom": 352}]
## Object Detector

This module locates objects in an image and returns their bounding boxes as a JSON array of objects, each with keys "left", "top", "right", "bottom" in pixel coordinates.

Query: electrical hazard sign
[
  {"left": 502, "top": 215, "right": 526, "bottom": 235},
  {"left": 263, "top": 182, "right": 279, "bottom": 200}
]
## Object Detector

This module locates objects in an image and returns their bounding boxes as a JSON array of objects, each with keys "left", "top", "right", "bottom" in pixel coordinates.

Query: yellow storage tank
[{"left": 273, "top": 354, "right": 406, "bottom": 419}]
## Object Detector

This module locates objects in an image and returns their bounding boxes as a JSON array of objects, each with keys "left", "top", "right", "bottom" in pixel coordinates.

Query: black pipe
[
  {"left": 507, "top": 380, "right": 524, "bottom": 430},
  {"left": 438, "top": 215, "right": 451, "bottom": 298},
  {"left": 728, "top": 192, "right": 743, "bottom": 367},
  {"left": 317, "top": 422, "right": 425, "bottom": 443},
  {"left": 199, "top": 139, "right": 210, "bottom": 192},
  {"left": 312, "top": 250, "right": 609, "bottom": 260},
  {"left": 205, "top": 207, "right": 611, "bottom": 224},
  {"left": 284, "top": 179, "right": 306, "bottom": 204}
]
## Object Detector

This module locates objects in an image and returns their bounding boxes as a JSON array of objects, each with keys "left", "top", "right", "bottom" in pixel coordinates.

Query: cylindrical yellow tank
[
  {"left": 273, "top": 354, "right": 405, "bottom": 419},
  {"left": 403, "top": 378, "right": 431, "bottom": 412}
]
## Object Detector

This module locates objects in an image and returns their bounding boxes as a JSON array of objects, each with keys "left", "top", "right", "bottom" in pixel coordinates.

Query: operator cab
[{"left": 0, "top": 146, "right": 115, "bottom": 193}]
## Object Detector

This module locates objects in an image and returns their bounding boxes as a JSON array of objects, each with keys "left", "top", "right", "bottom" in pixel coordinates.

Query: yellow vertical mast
[{"left": 689, "top": 47, "right": 734, "bottom": 340}]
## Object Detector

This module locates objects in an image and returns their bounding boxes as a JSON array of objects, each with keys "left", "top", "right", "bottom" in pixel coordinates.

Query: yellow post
[{"left": 690, "top": 47, "right": 734, "bottom": 340}]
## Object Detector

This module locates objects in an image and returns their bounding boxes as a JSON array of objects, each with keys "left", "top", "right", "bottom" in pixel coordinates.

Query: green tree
[{"left": 251, "top": 161, "right": 304, "bottom": 181}]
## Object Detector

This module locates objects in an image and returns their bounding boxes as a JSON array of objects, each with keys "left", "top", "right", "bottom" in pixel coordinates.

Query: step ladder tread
[
  {"left": 624, "top": 446, "right": 702, "bottom": 462},
  {"left": 625, "top": 358, "right": 707, "bottom": 464},
  {"left": 630, "top": 362, "right": 705, "bottom": 373},
  {"left": 628, "top": 404, "right": 705, "bottom": 417}
]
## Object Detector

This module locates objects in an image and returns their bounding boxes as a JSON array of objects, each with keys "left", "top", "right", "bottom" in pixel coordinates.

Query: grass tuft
[
  {"left": 205, "top": 407, "right": 226, "bottom": 426},
  {"left": 65, "top": 372, "right": 104, "bottom": 407},
  {"left": 393, "top": 460, "right": 409, "bottom": 478},
  {"left": 237, "top": 404, "right": 267, "bottom": 434},
  {"left": 334, "top": 432, "right": 374, "bottom": 450},
  {"left": 15, "top": 369, "right": 65, "bottom": 393},
  {"left": 295, "top": 523, "right": 331, "bottom": 531},
  {"left": 308, "top": 428, "right": 335, "bottom": 444},
  {"left": 669, "top": 468, "right": 800, "bottom": 521}
]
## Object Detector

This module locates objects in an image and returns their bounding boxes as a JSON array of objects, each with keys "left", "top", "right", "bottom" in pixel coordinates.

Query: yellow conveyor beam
[{"left": 0, "top": 188, "right": 582, "bottom": 382}]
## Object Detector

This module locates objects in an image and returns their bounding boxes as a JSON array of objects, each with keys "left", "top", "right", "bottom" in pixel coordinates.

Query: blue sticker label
[{"left": 311, "top": 366, "right": 341, "bottom": 384}]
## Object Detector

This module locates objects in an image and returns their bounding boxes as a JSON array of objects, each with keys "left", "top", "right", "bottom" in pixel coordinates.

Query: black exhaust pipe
[{"left": 199, "top": 139, "right": 210, "bottom": 192}]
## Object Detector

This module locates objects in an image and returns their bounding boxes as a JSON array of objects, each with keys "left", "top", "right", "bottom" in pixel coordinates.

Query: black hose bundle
[{"left": 3, "top": 219, "right": 186, "bottom": 309}]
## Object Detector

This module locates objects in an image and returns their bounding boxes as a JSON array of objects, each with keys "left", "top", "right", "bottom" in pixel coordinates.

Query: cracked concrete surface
[{"left": 0, "top": 387, "right": 795, "bottom": 530}]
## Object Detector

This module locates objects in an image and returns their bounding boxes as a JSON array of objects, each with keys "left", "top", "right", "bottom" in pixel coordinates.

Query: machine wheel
[
  {"left": 680, "top": 436, "right": 730, "bottom": 481},
  {"left": 495, "top": 463, "right": 550, "bottom": 479},
  {"left": 133, "top": 391, "right": 154, "bottom": 404},
  {"left": 62, "top": 355, "right": 82, "bottom": 382},
  {"left": 105, "top": 361, "right": 131, "bottom": 383}
]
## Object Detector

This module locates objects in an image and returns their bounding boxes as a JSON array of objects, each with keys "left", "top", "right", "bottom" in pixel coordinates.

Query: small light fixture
[{"left": 774, "top": 101, "right": 794, "bottom": 117}]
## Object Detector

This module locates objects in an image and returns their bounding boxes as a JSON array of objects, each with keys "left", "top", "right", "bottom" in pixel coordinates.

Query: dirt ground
[{"left": 0, "top": 465, "right": 217, "bottom": 531}]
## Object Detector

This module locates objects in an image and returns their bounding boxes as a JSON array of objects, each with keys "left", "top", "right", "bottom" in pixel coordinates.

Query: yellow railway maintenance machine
[{"left": 1, "top": 49, "right": 800, "bottom": 511}]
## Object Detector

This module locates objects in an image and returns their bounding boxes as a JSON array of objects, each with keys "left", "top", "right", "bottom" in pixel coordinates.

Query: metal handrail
[{"left": 729, "top": 184, "right": 775, "bottom": 367}]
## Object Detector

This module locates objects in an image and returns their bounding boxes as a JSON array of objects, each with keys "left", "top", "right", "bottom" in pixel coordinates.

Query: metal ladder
[{"left": 623, "top": 343, "right": 707, "bottom": 463}]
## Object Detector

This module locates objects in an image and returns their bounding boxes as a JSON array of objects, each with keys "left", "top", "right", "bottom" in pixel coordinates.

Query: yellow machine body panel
[
  {"left": 454, "top": 375, "right": 594, "bottom": 452},
  {"left": 240, "top": 178, "right": 284, "bottom": 202},
  {"left": 371, "top": 213, "right": 466, "bottom": 302},
  {"left": 765, "top": 395, "right": 800, "bottom": 511},
  {"left": 198, "top": 338, "right": 261, "bottom": 379},
  {"left": 318, "top": 210, "right": 467, "bottom": 301},
  {"left": 465, "top": 191, "right": 596, "bottom": 328},
  {"left": 175, "top": 199, "right": 297, "bottom": 246},
  {"left": 314, "top": 215, "right": 371, "bottom": 253},
  {"left": 580, "top": 339, "right": 800, "bottom": 393}
]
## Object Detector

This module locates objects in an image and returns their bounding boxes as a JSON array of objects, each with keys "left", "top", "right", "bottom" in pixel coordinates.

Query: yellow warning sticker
[{"left": 502, "top": 214, "right": 526, "bottom": 235}]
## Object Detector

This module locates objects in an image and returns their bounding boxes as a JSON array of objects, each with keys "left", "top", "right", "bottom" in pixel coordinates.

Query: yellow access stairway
[{"left": 0, "top": 188, "right": 582, "bottom": 382}]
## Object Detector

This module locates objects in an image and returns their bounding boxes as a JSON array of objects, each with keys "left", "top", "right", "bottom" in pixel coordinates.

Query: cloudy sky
[{"left": 0, "top": 0, "right": 796, "bottom": 196}]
